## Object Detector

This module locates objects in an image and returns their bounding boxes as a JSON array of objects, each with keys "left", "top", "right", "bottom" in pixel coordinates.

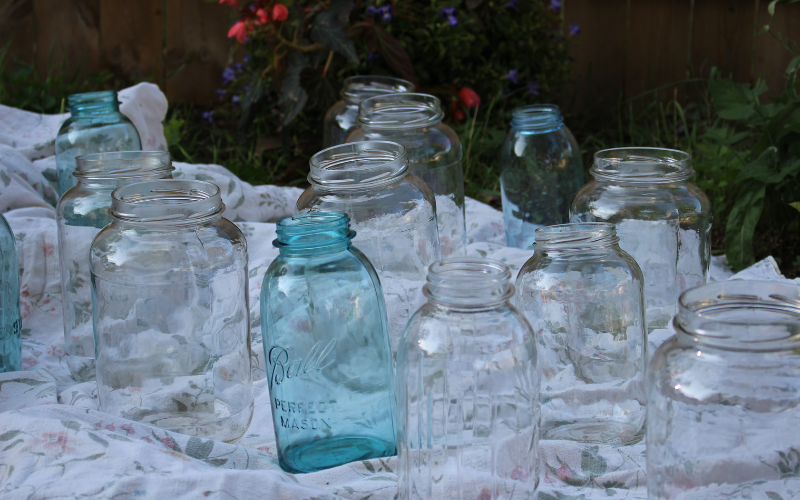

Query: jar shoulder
[
  {"left": 346, "top": 124, "right": 462, "bottom": 165},
  {"left": 296, "top": 177, "right": 436, "bottom": 219}
]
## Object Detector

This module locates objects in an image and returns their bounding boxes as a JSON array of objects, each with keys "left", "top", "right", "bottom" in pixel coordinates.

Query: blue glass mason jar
[
  {"left": 261, "top": 212, "right": 396, "bottom": 474},
  {"left": 0, "top": 213, "right": 20, "bottom": 373},
  {"left": 499, "top": 105, "right": 584, "bottom": 249},
  {"left": 55, "top": 91, "right": 142, "bottom": 196}
]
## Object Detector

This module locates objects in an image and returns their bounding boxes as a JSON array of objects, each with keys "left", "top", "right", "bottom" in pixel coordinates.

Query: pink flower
[
  {"left": 94, "top": 421, "right": 103, "bottom": 428},
  {"left": 510, "top": 465, "right": 529, "bottom": 481},
  {"left": 228, "top": 21, "right": 248, "bottom": 44},
  {"left": 120, "top": 424, "right": 135, "bottom": 435},
  {"left": 35, "top": 432, "right": 75, "bottom": 453},
  {"left": 272, "top": 3, "right": 288, "bottom": 21},
  {"left": 21, "top": 356, "right": 39, "bottom": 369},
  {"left": 45, "top": 344, "right": 63, "bottom": 357},
  {"left": 477, "top": 487, "right": 492, "bottom": 500},
  {"left": 20, "top": 300, "right": 31, "bottom": 320},
  {"left": 105, "top": 423, "right": 116, "bottom": 431},
  {"left": 140, "top": 436, "right": 154, "bottom": 443},
  {"left": 556, "top": 462, "right": 573, "bottom": 481},
  {"left": 256, "top": 8, "right": 269, "bottom": 24},
  {"left": 43, "top": 242, "right": 55, "bottom": 257},
  {"left": 219, "top": 0, "right": 238, "bottom": 7}
]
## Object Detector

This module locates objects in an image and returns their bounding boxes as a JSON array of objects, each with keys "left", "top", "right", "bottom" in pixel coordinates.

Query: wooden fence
[{"left": 1, "top": 0, "right": 798, "bottom": 109}]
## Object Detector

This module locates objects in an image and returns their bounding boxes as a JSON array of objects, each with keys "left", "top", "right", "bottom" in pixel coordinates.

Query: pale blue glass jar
[
  {"left": 0, "top": 213, "right": 20, "bottom": 373},
  {"left": 261, "top": 212, "right": 396, "bottom": 473},
  {"left": 500, "top": 105, "right": 584, "bottom": 249},
  {"left": 55, "top": 91, "right": 142, "bottom": 196}
]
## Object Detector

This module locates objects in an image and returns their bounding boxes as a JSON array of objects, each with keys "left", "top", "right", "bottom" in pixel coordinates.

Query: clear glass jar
[
  {"left": 500, "top": 105, "right": 584, "bottom": 249},
  {"left": 57, "top": 151, "right": 173, "bottom": 382},
  {"left": 346, "top": 93, "right": 466, "bottom": 257},
  {"left": 261, "top": 212, "right": 396, "bottom": 473},
  {"left": 397, "top": 258, "right": 540, "bottom": 500},
  {"left": 90, "top": 180, "right": 253, "bottom": 442},
  {"left": 648, "top": 280, "right": 800, "bottom": 500},
  {"left": 55, "top": 91, "right": 142, "bottom": 196},
  {"left": 295, "top": 141, "right": 440, "bottom": 353},
  {"left": 323, "top": 75, "right": 414, "bottom": 148},
  {"left": 0, "top": 213, "right": 20, "bottom": 373},
  {"left": 570, "top": 147, "right": 711, "bottom": 330},
  {"left": 515, "top": 223, "right": 646, "bottom": 445}
]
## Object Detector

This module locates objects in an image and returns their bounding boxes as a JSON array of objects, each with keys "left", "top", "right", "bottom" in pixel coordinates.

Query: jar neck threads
[
  {"left": 109, "top": 180, "right": 224, "bottom": 225},
  {"left": 510, "top": 104, "right": 564, "bottom": 134},
  {"left": 358, "top": 93, "right": 443, "bottom": 131},
  {"left": 674, "top": 280, "right": 800, "bottom": 352},
  {"left": 591, "top": 147, "right": 694, "bottom": 185},
  {"left": 274, "top": 212, "right": 355, "bottom": 254},
  {"left": 308, "top": 141, "right": 408, "bottom": 190},
  {"left": 74, "top": 151, "right": 173, "bottom": 185},
  {"left": 424, "top": 258, "right": 515, "bottom": 309},
  {"left": 342, "top": 76, "right": 415, "bottom": 106},
  {"left": 533, "top": 223, "right": 618, "bottom": 254},
  {"left": 68, "top": 91, "right": 120, "bottom": 118}
]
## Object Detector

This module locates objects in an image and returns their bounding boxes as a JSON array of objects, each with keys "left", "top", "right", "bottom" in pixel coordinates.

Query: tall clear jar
[
  {"left": 570, "top": 147, "right": 711, "bottom": 330},
  {"left": 55, "top": 91, "right": 142, "bottom": 196},
  {"left": 515, "top": 223, "right": 646, "bottom": 445},
  {"left": 397, "top": 258, "right": 540, "bottom": 500},
  {"left": 261, "top": 212, "right": 396, "bottom": 473},
  {"left": 323, "top": 75, "right": 414, "bottom": 148},
  {"left": 90, "top": 180, "right": 253, "bottom": 442},
  {"left": 500, "top": 105, "right": 584, "bottom": 249},
  {"left": 0, "top": 213, "right": 20, "bottom": 373},
  {"left": 295, "top": 141, "right": 440, "bottom": 353},
  {"left": 57, "top": 151, "right": 173, "bottom": 382},
  {"left": 648, "top": 280, "right": 800, "bottom": 500},
  {"left": 346, "top": 93, "right": 466, "bottom": 257}
]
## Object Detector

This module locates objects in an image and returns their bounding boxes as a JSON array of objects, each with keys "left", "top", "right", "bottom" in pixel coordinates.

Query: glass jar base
[
  {"left": 542, "top": 418, "right": 645, "bottom": 445},
  {"left": 279, "top": 435, "right": 395, "bottom": 473}
]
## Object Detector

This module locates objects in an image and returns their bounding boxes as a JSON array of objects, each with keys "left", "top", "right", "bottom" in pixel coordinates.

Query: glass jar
[
  {"left": 323, "top": 75, "right": 414, "bottom": 148},
  {"left": 347, "top": 93, "right": 465, "bottom": 257},
  {"left": 90, "top": 179, "right": 253, "bottom": 442},
  {"left": 648, "top": 280, "right": 800, "bottom": 500},
  {"left": 500, "top": 105, "right": 584, "bottom": 249},
  {"left": 0, "top": 213, "right": 20, "bottom": 373},
  {"left": 570, "top": 147, "right": 711, "bottom": 330},
  {"left": 57, "top": 151, "right": 173, "bottom": 382},
  {"left": 396, "top": 258, "right": 540, "bottom": 500},
  {"left": 515, "top": 223, "right": 646, "bottom": 445},
  {"left": 295, "top": 141, "right": 440, "bottom": 353},
  {"left": 55, "top": 91, "right": 142, "bottom": 196},
  {"left": 261, "top": 212, "right": 396, "bottom": 473}
]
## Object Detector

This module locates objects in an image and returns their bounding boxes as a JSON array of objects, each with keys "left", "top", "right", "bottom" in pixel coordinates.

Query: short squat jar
[
  {"left": 347, "top": 93, "right": 466, "bottom": 257},
  {"left": 648, "top": 280, "right": 800, "bottom": 500},
  {"left": 261, "top": 212, "right": 396, "bottom": 474},
  {"left": 55, "top": 91, "right": 142, "bottom": 196},
  {"left": 57, "top": 151, "right": 173, "bottom": 382},
  {"left": 500, "top": 105, "right": 584, "bottom": 249},
  {"left": 295, "top": 141, "right": 439, "bottom": 352},
  {"left": 91, "top": 180, "right": 253, "bottom": 442},
  {"left": 570, "top": 147, "right": 711, "bottom": 330},
  {"left": 0, "top": 213, "right": 20, "bottom": 373},
  {"left": 323, "top": 75, "right": 414, "bottom": 148},
  {"left": 397, "top": 258, "right": 540, "bottom": 500},
  {"left": 516, "top": 223, "right": 646, "bottom": 445}
]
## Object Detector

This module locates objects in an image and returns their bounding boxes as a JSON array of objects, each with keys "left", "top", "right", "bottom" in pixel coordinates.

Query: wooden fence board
[
  {"left": 34, "top": 0, "right": 100, "bottom": 77},
  {"left": 0, "top": 0, "right": 36, "bottom": 67},
  {"left": 99, "top": 0, "right": 163, "bottom": 83},
  {"left": 754, "top": 0, "right": 800, "bottom": 99},
  {"left": 691, "top": 0, "right": 756, "bottom": 82}
]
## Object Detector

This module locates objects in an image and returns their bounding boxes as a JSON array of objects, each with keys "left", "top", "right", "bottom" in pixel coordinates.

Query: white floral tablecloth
[{"left": 0, "top": 84, "right": 788, "bottom": 500}]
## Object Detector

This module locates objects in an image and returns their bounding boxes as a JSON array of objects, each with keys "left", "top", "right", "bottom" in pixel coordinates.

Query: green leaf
[
  {"left": 751, "top": 101, "right": 800, "bottom": 158},
  {"left": 580, "top": 446, "right": 608, "bottom": 476},
  {"left": 87, "top": 432, "right": 109, "bottom": 447},
  {"left": 310, "top": 0, "right": 359, "bottom": 64},
  {"left": 0, "top": 430, "right": 22, "bottom": 441},
  {"left": 372, "top": 23, "right": 418, "bottom": 87},
  {"left": 2, "top": 439, "right": 23, "bottom": 451},
  {"left": 61, "top": 420, "right": 81, "bottom": 432},
  {"left": 239, "top": 73, "right": 265, "bottom": 130},
  {"left": 790, "top": 202, "right": 800, "bottom": 212},
  {"left": 766, "top": 492, "right": 784, "bottom": 500},
  {"left": 709, "top": 79, "right": 756, "bottom": 120},
  {"left": 362, "top": 460, "right": 376, "bottom": 473},
  {"left": 769, "top": 0, "right": 779, "bottom": 15},
  {"left": 185, "top": 437, "right": 214, "bottom": 460},
  {"left": 277, "top": 52, "right": 309, "bottom": 127},
  {"left": 725, "top": 183, "right": 766, "bottom": 270}
]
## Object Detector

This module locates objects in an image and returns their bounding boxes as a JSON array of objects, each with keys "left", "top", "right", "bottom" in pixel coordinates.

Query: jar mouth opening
[
  {"left": 110, "top": 180, "right": 225, "bottom": 225},
  {"left": 675, "top": 281, "right": 800, "bottom": 352},
  {"left": 591, "top": 147, "right": 693, "bottom": 184},
  {"left": 534, "top": 222, "right": 617, "bottom": 250},
  {"left": 308, "top": 141, "right": 408, "bottom": 188},
  {"left": 510, "top": 104, "right": 563, "bottom": 131},
  {"left": 274, "top": 212, "right": 355, "bottom": 249},
  {"left": 75, "top": 151, "right": 174, "bottom": 180},
  {"left": 342, "top": 76, "right": 415, "bottom": 105},
  {"left": 358, "top": 93, "right": 443, "bottom": 130},
  {"left": 424, "top": 258, "right": 515, "bottom": 307},
  {"left": 68, "top": 91, "right": 119, "bottom": 113}
]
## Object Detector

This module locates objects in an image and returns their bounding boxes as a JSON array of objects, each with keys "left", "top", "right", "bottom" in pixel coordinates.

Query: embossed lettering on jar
[{"left": 90, "top": 180, "right": 253, "bottom": 442}]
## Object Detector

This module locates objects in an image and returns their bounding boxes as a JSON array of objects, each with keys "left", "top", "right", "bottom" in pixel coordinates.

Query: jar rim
[
  {"left": 308, "top": 141, "right": 408, "bottom": 189},
  {"left": 110, "top": 179, "right": 225, "bottom": 225},
  {"left": 591, "top": 147, "right": 694, "bottom": 185},
  {"left": 358, "top": 93, "right": 443, "bottom": 130},
  {"left": 674, "top": 280, "right": 800, "bottom": 352},
  {"left": 510, "top": 104, "right": 563, "bottom": 132},
  {"left": 424, "top": 258, "right": 515, "bottom": 308},
  {"left": 75, "top": 151, "right": 174, "bottom": 180},
  {"left": 68, "top": 90, "right": 117, "bottom": 105},
  {"left": 274, "top": 212, "right": 355, "bottom": 250},
  {"left": 342, "top": 75, "right": 415, "bottom": 105},
  {"left": 534, "top": 222, "right": 618, "bottom": 250}
]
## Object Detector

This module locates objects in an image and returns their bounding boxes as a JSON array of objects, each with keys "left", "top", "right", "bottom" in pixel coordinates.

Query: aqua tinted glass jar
[
  {"left": 397, "top": 258, "right": 540, "bottom": 500},
  {"left": 347, "top": 93, "right": 465, "bottom": 257},
  {"left": 55, "top": 91, "right": 142, "bottom": 196},
  {"left": 261, "top": 212, "right": 396, "bottom": 473},
  {"left": 648, "top": 281, "right": 800, "bottom": 500},
  {"left": 0, "top": 213, "right": 20, "bottom": 373},
  {"left": 91, "top": 180, "right": 253, "bottom": 442},
  {"left": 500, "top": 105, "right": 584, "bottom": 249},
  {"left": 516, "top": 223, "right": 646, "bottom": 445},
  {"left": 57, "top": 151, "right": 173, "bottom": 382},
  {"left": 323, "top": 75, "right": 414, "bottom": 148}
]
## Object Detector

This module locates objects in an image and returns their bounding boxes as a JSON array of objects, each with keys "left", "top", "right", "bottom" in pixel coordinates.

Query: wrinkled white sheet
[{"left": 0, "top": 84, "right": 783, "bottom": 500}]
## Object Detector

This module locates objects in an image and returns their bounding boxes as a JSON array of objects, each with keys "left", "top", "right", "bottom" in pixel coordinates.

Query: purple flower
[
  {"left": 201, "top": 111, "right": 213, "bottom": 124},
  {"left": 232, "top": 94, "right": 240, "bottom": 104},
  {"left": 505, "top": 0, "right": 518, "bottom": 10},
  {"left": 244, "top": 53, "right": 251, "bottom": 63},
  {"left": 233, "top": 62, "right": 244, "bottom": 72},
  {"left": 505, "top": 68, "right": 519, "bottom": 85},
  {"left": 569, "top": 23, "right": 581, "bottom": 36},
  {"left": 378, "top": 5, "right": 393, "bottom": 21},
  {"left": 243, "top": 85, "right": 250, "bottom": 92},
  {"left": 439, "top": 6, "right": 458, "bottom": 26},
  {"left": 527, "top": 81, "right": 540, "bottom": 96},
  {"left": 368, "top": 51, "right": 380, "bottom": 62},
  {"left": 366, "top": 5, "right": 379, "bottom": 16},
  {"left": 550, "top": 0, "right": 561, "bottom": 12},
  {"left": 221, "top": 66, "right": 236, "bottom": 85},
  {"left": 215, "top": 88, "right": 227, "bottom": 99}
]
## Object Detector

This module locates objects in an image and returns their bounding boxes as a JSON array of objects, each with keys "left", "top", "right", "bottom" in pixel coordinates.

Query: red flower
[
  {"left": 228, "top": 21, "right": 248, "bottom": 44},
  {"left": 256, "top": 8, "right": 269, "bottom": 24},
  {"left": 458, "top": 87, "right": 481, "bottom": 108},
  {"left": 450, "top": 100, "right": 466, "bottom": 121},
  {"left": 272, "top": 3, "right": 289, "bottom": 21},
  {"left": 219, "top": 0, "right": 238, "bottom": 7}
]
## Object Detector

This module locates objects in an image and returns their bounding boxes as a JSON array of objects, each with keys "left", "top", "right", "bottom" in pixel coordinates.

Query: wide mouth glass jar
[{"left": 648, "top": 280, "right": 800, "bottom": 499}]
